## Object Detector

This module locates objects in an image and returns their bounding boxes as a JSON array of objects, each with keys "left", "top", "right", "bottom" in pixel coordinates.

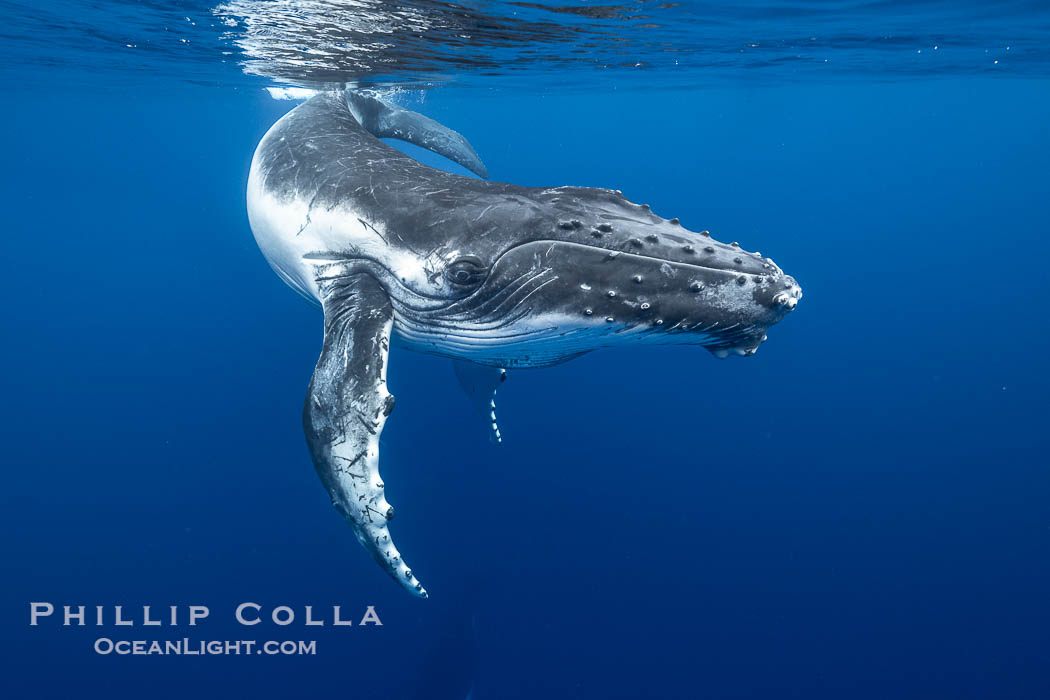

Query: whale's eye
[{"left": 447, "top": 256, "right": 487, "bottom": 288}]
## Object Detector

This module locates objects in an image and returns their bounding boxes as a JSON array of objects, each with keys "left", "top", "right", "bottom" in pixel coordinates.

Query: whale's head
[{"left": 386, "top": 185, "right": 802, "bottom": 367}]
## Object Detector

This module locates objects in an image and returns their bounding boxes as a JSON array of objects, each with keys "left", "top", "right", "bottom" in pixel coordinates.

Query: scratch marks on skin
[
  {"left": 296, "top": 212, "right": 312, "bottom": 237},
  {"left": 332, "top": 450, "right": 369, "bottom": 480},
  {"left": 473, "top": 203, "right": 496, "bottom": 223},
  {"left": 364, "top": 504, "right": 387, "bottom": 523},
  {"left": 295, "top": 178, "right": 338, "bottom": 238},
  {"left": 356, "top": 411, "right": 379, "bottom": 435},
  {"left": 424, "top": 258, "right": 442, "bottom": 285},
  {"left": 358, "top": 217, "right": 388, "bottom": 245}
]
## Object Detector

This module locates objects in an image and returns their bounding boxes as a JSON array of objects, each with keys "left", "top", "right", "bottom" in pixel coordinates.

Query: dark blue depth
[{"left": 1, "top": 58, "right": 1048, "bottom": 700}]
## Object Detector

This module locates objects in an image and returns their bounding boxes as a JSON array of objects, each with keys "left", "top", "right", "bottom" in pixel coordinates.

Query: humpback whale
[{"left": 247, "top": 90, "right": 802, "bottom": 598}]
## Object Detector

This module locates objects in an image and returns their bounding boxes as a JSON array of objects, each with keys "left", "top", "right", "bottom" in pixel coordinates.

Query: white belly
[
  {"left": 246, "top": 145, "right": 435, "bottom": 305},
  {"left": 246, "top": 165, "right": 319, "bottom": 302}
]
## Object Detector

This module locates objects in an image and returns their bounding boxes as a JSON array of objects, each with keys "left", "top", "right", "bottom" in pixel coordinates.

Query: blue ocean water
[{"left": 1, "top": 2, "right": 1049, "bottom": 698}]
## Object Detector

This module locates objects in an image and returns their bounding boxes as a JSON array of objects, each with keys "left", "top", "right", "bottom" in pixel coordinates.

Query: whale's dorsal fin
[
  {"left": 345, "top": 89, "right": 490, "bottom": 179},
  {"left": 452, "top": 360, "right": 506, "bottom": 444}
]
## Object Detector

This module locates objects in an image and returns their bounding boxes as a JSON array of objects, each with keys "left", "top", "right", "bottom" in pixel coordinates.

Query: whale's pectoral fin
[
  {"left": 304, "top": 270, "right": 427, "bottom": 598},
  {"left": 345, "top": 89, "right": 490, "bottom": 179},
  {"left": 452, "top": 360, "right": 507, "bottom": 444}
]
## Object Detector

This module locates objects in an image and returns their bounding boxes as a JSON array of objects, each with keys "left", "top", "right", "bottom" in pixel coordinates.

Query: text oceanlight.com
[
  {"left": 93, "top": 638, "right": 317, "bottom": 656},
  {"left": 28, "top": 602, "right": 384, "bottom": 656}
]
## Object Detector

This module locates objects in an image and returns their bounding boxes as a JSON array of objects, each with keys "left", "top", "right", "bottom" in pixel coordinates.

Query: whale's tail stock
[{"left": 344, "top": 89, "right": 490, "bottom": 179}]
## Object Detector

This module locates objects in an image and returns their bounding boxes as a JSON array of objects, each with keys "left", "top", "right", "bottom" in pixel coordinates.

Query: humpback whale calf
[{"left": 247, "top": 90, "right": 802, "bottom": 598}]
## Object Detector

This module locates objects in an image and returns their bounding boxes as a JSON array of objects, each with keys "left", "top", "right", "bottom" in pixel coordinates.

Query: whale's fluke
[
  {"left": 345, "top": 90, "right": 490, "bottom": 179},
  {"left": 303, "top": 268, "right": 427, "bottom": 598}
]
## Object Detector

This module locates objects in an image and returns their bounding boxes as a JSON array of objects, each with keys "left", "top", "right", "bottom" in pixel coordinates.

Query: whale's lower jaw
[
  {"left": 389, "top": 312, "right": 771, "bottom": 368},
  {"left": 390, "top": 314, "right": 619, "bottom": 368}
]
